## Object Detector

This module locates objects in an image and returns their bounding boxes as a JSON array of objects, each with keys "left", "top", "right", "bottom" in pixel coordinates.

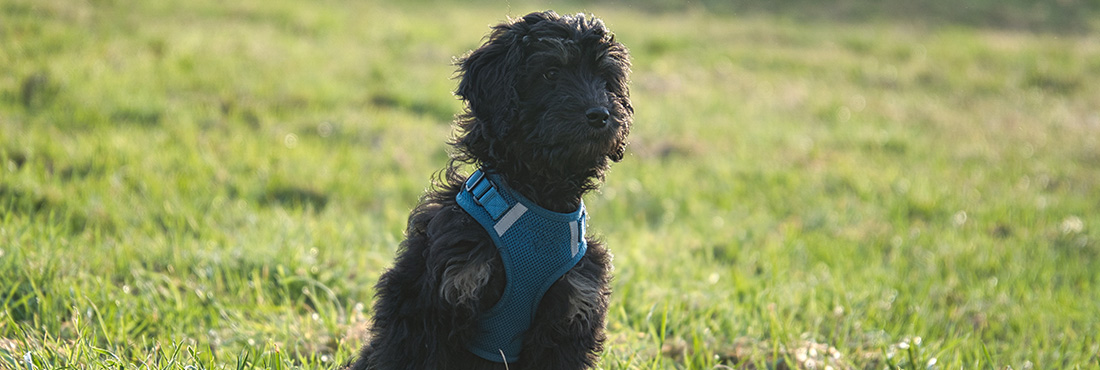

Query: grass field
[{"left": 3, "top": 0, "right": 1100, "bottom": 369}]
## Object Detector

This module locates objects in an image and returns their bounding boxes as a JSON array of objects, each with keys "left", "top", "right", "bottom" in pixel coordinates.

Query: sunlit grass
[{"left": 2, "top": 0, "right": 1099, "bottom": 369}]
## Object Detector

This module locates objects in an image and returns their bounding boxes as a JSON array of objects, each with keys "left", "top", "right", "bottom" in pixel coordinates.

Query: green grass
[{"left": 3, "top": 0, "right": 1100, "bottom": 369}]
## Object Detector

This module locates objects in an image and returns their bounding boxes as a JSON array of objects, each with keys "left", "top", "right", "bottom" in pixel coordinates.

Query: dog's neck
[{"left": 486, "top": 164, "right": 603, "bottom": 214}]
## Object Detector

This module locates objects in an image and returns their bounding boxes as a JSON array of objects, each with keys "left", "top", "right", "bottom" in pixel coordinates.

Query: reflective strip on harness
[
  {"left": 569, "top": 220, "right": 579, "bottom": 257},
  {"left": 493, "top": 203, "right": 527, "bottom": 236}
]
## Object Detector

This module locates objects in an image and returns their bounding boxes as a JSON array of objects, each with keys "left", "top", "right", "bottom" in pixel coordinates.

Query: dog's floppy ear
[
  {"left": 453, "top": 13, "right": 557, "bottom": 164},
  {"left": 453, "top": 26, "right": 524, "bottom": 165},
  {"left": 609, "top": 96, "right": 633, "bottom": 163}
]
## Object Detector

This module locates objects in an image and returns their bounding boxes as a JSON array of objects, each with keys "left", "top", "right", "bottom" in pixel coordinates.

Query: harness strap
[{"left": 465, "top": 170, "right": 511, "bottom": 220}]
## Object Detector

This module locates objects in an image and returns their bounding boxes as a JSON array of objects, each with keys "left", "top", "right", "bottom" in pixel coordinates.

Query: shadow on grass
[{"left": 258, "top": 185, "right": 330, "bottom": 212}]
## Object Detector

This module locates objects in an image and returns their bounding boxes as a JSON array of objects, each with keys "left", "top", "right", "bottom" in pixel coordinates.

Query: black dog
[{"left": 350, "top": 11, "right": 631, "bottom": 370}]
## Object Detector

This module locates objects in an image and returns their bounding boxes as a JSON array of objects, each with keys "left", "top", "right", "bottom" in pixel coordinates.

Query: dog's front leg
[{"left": 518, "top": 242, "right": 612, "bottom": 370}]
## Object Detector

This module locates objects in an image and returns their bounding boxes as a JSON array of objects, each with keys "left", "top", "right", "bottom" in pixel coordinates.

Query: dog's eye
[{"left": 542, "top": 68, "right": 559, "bottom": 81}]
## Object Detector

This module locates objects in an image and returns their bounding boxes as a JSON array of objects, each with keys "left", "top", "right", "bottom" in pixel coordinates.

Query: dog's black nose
[{"left": 586, "top": 107, "right": 610, "bottom": 128}]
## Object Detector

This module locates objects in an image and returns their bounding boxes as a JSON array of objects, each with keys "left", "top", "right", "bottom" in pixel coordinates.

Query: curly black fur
[{"left": 349, "top": 11, "right": 631, "bottom": 370}]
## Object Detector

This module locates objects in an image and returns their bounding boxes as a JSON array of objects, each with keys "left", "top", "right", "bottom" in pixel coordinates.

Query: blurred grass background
[{"left": 2, "top": 0, "right": 1099, "bottom": 368}]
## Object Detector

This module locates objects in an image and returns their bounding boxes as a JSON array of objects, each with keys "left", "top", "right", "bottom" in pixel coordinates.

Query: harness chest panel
[{"left": 455, "top": 169, "right": 587, "bottom": 363}]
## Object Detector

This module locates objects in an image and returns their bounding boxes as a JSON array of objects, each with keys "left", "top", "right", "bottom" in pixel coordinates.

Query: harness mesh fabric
[{"left": 455, "top": 170, "right": 587, "bottom": 362}]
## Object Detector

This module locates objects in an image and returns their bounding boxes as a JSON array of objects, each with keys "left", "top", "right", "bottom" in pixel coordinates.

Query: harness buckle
[
  {"left": 465, "top": 170, "right": 509, "bottom": 220},
  {"left": 465, "top": 170, "right": 493, "bottom": 207}
]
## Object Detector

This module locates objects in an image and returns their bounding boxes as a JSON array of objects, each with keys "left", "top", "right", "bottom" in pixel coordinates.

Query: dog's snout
[{"left": 586, "top": 107, "right": 610, "bottom": 128}]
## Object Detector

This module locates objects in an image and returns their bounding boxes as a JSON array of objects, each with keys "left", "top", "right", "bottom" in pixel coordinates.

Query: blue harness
[{"left": 455, "top": 169, "right": 587, "bottom": 362}]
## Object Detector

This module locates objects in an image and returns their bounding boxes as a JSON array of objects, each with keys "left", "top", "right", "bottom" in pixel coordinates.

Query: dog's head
[{"left": 453, "top": 11, "right": 632, "bottom": 182}]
